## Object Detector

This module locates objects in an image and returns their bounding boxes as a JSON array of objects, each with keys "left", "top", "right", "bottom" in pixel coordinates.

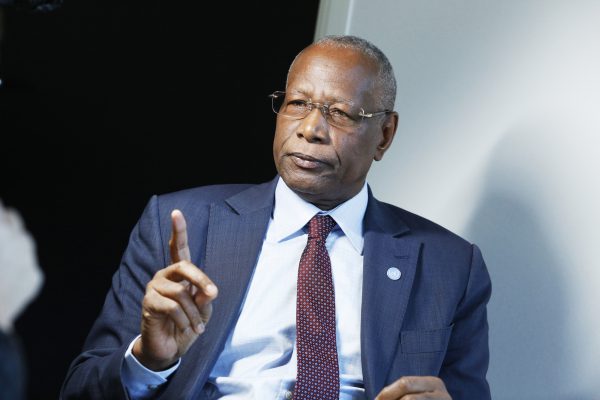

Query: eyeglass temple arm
[{"left": 358, "top": 109, "right": 391, "bottom": 118}]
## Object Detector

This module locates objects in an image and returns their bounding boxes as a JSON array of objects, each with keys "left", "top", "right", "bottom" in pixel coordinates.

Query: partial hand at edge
[
  {"left": 375, "top": 376, "right": 451, "bottom": 400},
  {"left": 133, "top": 209, "right": 218, "bottom": 371}
]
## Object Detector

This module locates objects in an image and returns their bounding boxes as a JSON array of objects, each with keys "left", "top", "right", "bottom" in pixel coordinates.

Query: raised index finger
[{"left": 169, "top": 209, "right": 191, "bottom": 263}]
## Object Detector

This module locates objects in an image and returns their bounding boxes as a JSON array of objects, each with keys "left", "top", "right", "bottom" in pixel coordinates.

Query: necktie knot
[{"left": 307, "top": 214, "right": 336, "bottom": 241}]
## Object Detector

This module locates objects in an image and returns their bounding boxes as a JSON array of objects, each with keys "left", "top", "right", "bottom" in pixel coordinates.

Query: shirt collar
[{"left": 268, "top": 177, "right": 368, "bottom": 253}]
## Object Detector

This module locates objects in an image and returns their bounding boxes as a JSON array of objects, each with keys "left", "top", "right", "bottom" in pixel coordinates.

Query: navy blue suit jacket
[{"left": 61, "top": 177, "right": 491, "bottom": 399}]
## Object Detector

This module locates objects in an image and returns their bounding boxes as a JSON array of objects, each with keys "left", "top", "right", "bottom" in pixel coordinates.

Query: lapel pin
[{"left": 386, "top": 267, "right": 401, "bottom": 280}]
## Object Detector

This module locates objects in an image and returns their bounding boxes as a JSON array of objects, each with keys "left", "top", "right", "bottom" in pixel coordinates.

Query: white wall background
[{"left": 316, "top": 1, "right": 600, "bottom": 399}]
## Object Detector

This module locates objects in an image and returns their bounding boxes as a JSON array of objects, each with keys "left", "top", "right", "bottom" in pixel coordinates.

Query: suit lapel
[
  {"left": 162, "top": 179, "right": 277, "bottom": 399},
  {"left": 361, "top": 196, "right": 421, "bottom": 399}
]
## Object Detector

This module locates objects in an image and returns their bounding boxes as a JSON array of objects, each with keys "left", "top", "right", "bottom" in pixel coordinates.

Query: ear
[{"left": 374, "top": 111, "right": 398, "bottom": 161}]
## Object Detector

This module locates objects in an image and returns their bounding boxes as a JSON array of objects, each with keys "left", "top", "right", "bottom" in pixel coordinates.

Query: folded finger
[
  {"left": 143, "top": 289, "right": 195, "bottom": 333},
  {"left": 160, "top": 261, "right": 218, "bottom": 300},
  {"left": 150, "top": 277, "right": 205, "bottom": 334}
]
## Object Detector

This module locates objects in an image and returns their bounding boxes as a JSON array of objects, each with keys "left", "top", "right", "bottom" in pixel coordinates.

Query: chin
[
  {"left": 289, "top": 178, "right": 344, "bottom": 207},
  {"left": 285, "top": 177, "right": 320, "bottom": 196}
]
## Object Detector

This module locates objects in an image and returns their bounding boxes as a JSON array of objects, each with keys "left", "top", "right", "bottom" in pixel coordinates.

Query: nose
[{"left": 296, "top": 106, "right": 330, "bottom": 143}]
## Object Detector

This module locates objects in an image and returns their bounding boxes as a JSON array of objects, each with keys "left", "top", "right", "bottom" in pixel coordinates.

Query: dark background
[{"left": 0, "top": 1, "right": 320, "bottom": 398}]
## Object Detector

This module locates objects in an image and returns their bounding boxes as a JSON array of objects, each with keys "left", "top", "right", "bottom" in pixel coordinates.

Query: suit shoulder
[
  {"left": 142, "top": 183, "right": 256, "bottom": 214},
  {"left": 377, "top": 199, "right": 472, "bottom": 247},
  {"left": 156, "top": 182, "right": 257, "bottom": 206}
]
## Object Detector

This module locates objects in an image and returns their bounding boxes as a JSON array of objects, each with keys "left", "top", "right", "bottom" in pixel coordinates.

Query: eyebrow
[{"left": 288, "top": 89, "right": 355, "bottom": 106}]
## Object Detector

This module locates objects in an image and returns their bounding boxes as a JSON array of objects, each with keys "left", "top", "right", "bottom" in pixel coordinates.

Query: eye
[
  {"left": 328, "top": 106, "right": 355, "bottom": 122},
  {"left": 286, "top": 99, "right": 311, "bottom": 114}
]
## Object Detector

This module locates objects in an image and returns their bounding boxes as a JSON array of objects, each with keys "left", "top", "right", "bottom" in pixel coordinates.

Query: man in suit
[{"left": 61, "top": 35, "right": 491, "bottom": 399}]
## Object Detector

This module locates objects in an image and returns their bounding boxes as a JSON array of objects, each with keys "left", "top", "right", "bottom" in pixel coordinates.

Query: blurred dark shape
[
  {"left": 0, "top": 0, "right": 62, "bottom": 13},
  {"left": 0, "top": 331, "right": 27, "bottom": 400}
]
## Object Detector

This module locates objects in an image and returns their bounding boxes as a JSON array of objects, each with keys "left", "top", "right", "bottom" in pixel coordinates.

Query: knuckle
[
  {"left": 172, "top": 283, "right": 187, "bottom": 299},
  {"left": 142, "top": 294, "right": 159, "bottom": 313},
  {"left": 164, "top": 301, "right": 179, "bottom": 315},
  {"left": 397, "top": 376, "right": 411, "bottom": 389},
  {"left": 169, "top": 261, "right": 186, "bottom": 275},
  {"left": 145, "top": 282, "right": 158, "bottom": 297},
  {"left": 141, "top": 297, "right": 152, "bottom": 310},
  {"left": 377, "top": 387, "right": 391, "bottom": 399},
  {"left": 434, "top": 377, "right": 447, "bottom": 390},
  {"left": 154, "top": 264, "right": 172, "bottom": 280},
  {"left": 152, "top": 268, "right": 163, "bottom": 280}
]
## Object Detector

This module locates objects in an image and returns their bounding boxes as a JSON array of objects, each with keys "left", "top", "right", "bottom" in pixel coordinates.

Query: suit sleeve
[
  {"left": 60, "top": 195, "right": 167, "bottom": 400},
  {"left": 440, "top": 244, "right": 492, "bottom": 400}
]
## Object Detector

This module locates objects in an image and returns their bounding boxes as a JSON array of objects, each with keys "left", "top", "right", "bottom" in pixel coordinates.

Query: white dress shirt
[{"left": 123, "top": 178, "right": 368, "bottom": 399}]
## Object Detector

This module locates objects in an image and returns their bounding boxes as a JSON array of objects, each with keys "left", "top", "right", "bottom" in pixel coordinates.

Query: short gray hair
[{"left": 289, "top": 35, "right": 397, "bottom": 110}]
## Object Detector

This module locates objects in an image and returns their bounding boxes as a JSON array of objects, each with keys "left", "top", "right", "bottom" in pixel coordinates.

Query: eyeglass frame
[{"left": 268, "top": 91, "right": 392, "bottom": 127}]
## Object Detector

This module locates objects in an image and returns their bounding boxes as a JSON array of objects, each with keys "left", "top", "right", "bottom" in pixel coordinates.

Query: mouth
[{"left": 287, "top": 152, "right": 331, "bottom": 169}]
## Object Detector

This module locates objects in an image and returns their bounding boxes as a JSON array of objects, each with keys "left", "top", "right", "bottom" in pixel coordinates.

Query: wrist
[{"left": 132, "top": 337, "right": 178, "bottom": 371}]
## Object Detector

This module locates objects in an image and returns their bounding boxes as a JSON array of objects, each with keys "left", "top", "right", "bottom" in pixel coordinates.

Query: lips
[{"left": 288, "top": 152, "right": 330, "bottom": 169}]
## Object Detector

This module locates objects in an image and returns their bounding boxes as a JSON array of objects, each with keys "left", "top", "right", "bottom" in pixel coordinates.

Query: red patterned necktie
[{"left": 294, "top": 214, "right": 339, "bottom": 400}]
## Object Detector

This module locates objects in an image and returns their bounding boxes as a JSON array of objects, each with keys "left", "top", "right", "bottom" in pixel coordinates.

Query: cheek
[
  {"left": 272, "top": 126, "right": 287, "bottom": 154},
  {"left": 336, "top": 133, "right": 378, "bottom": 168},
  {"left": 274, "top": 119, "right": 305, "bottom": 159}
]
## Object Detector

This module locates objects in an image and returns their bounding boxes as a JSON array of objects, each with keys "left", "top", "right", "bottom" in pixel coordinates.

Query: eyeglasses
[{"left": 269, "top": 91, "right": 391, "bottom": 129}]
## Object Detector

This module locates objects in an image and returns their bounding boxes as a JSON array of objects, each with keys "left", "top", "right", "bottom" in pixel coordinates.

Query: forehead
[{"left": 286, "top": 45, "right": 379, "bottom": 104}]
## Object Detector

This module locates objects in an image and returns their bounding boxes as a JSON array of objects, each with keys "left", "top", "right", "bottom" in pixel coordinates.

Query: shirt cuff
[{"left": 121, "top": 334, "right": 180, "bottom": 399}]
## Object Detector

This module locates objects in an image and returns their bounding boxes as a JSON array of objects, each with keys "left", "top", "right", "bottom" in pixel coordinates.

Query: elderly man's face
[{"left": 272, "top": 45, "right": 396, "bottom": 210}]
